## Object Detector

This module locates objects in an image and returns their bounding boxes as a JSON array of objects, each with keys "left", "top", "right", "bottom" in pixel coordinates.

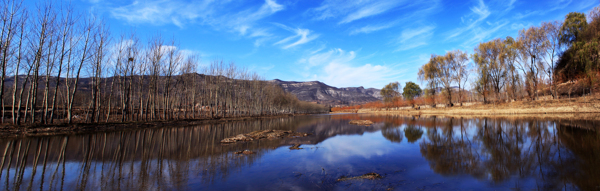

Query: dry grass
[
  {"left": 348, "top": 120, "right": 374, "bottom": 126},
  {"left": 358, "top": 112, "right": 600, "bottom": 130},
  {"left": 357, "top": 96, "right": 600, "bottom": 116}
]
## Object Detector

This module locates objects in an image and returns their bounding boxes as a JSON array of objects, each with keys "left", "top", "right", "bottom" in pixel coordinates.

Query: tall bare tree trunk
[{"left": 67, "top": 18, "right": 93, "bottom": 124}]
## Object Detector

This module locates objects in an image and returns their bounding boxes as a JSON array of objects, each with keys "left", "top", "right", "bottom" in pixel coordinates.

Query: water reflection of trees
[
  {"left": 404, "top": 124, "right": 424, "bottom": 143},
  {"left": 0, "top": 116, "right": 327, "bottom": 190},
  {"left": 418, "top": 117, "right": 600, "bottom": 190},
  {"left": 557, "top": 126, "right": 600, "bottom": 191},
  {"left": 381, "top": 123, "right": 404, "bottom": 143},
  {"left": 419, "top": 118, "right": 484, "bottom": 177},
  {"left": 1, "top": 115, "right": 598, "bottom": 190}
]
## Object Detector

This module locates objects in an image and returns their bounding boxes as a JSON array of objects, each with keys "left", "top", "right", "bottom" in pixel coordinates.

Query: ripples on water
[{"left": 0, "top": 114, "right": 599, "bottom": 190}]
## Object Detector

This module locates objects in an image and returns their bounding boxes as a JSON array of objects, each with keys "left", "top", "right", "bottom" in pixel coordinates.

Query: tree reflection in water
[
  {"left": 418, "top": 116, "right": 600, "bottom": 190},
  {"left": 0, "top": 114, "right": 598, "bottom": 190},
  {"left": 0, "top": 115, "right": 328, "bottom": 190},
  {"left": 404, "top": 124, "right": 424, "bottom": 143},
  {"left": 419, "top": 117, "right": 484, "bottom": 178},
  {"left": 381, "top": 123, "right": 404, "bottom": 143}
]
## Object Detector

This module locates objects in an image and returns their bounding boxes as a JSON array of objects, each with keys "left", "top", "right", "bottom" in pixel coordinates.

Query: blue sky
[{"left": 68, "top": 0, "right": 597, "bottom": 89}]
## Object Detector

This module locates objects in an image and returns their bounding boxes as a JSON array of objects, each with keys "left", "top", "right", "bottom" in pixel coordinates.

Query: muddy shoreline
[
  {"left": 340, "top": 112, "right": 600, "bottom": 131},
  {"left": 0, "top": 114, "right": 312, "bottom": 138},
  {"left": 333, "top": 97, "right": 600, "bottom": 116}
]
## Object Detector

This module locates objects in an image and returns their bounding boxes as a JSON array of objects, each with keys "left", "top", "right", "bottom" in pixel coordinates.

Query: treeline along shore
[
  {"left": 334, "top": 5, "right": 600, "bottom": 116},
  {"left": 0, "top": 0, "right": 328, "bottom": 131}
]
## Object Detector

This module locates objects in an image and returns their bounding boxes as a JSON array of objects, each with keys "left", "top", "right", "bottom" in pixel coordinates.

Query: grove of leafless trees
[
  {"left": 417, "top": 6, "right": 600, "bottom": 105},
  {"left": 0, "top": 0, "right": 327, "bottom": 126}
]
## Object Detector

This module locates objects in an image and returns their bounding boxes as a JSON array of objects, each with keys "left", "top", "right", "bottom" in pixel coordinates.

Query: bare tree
[
  {"left": 517, "top": 26, "right": 548, "bottom": 100},
  {"left": 449, "top": 50, "right": 469, "bottom": 106},
  {"left": 146, "top": 35, "right": 164, "bottom": 121},
  {"left": 0, "top": 1, "right": 327, "bottom": 126},
  {"left": 162, "top": 39, "right": 181, "bottom": 120},
  {"left": 1, "top": 0, "right": 26, "bottom": 123},
  {"left": 89, "top": 20, "right": 109, "bottom": 123},
  {"left": 48, "top": 5, "right": 75, "bottom": 124},
  {"left": 26, "top": 2, "right": 57, "bottom": 123},
  {"left": 541, "top": 21, "right": 562, "bottom": 99},
  {"left": 503, "top": 37, "right": 521, "bottom": 101},
  {"left": 66, "top": 16, "right": 94, "bottom": 124},
  {"left": 472, "top": 38, "right": 508, "bottom": 103}
]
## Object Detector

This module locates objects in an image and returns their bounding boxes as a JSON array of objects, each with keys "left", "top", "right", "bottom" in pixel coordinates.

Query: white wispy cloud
[
  {"left": 350, "top": 22, "right": 397, "bottom": 35},
  {"left": 395, "top": 25, "right": 436, "bottom": 51},
  {"left": 461, "top": 21, "right": 508, "bottom": 47},
  {"left": 225, "top": 0, "right": 284, "bottom": 35},
  {"left": 110, "top": 0, "right": 210, "bottom": 28},
  {"left": 308, "top": 0, "right": 407, "bottom": 24},
  {"left": 512, "top": 1, "right": 568, "bottom": 20},
  {"left": 299, "top": 48, "right": 355, "bottom": 69},
  {"left": 549, "top": 0, "right": 573, "bottom": 11},
  {"left": 513, "top": 10, "right": 542, "bottom": 19},
  {"left": 510, "top": 22, "right": 532, "bottom": 30},
  {"left": 446, "top": 0, "right": 490, "bottom": 40},
  {"left": 274, "top": 24, "right": 319, "bottom": 49},
  {"left": 253, "top": 37, "right": 272, "bottom": 47},
  {"left": 298, "top": 48, "right": 405, "bottom": 88},
  {"left": 441, "top": 0, "right": 519, "bottom": 49},
  {"left": 338, "top": 0, "right": 405, "bottom": 24},
  {"left": 513, "top": 0, "right": 596, "bottom": 20},
  {"left": 179, "top": 49, "right": 211, "bottom": 60},
  {"left": 345, "top": 0, "right": 439, "bottom": 36},
  {"left": 109, "top": 0, "right": 284, "bottom": 37},
  {"left": 505, "top": 0, "right": 517, "bottom": 11}
]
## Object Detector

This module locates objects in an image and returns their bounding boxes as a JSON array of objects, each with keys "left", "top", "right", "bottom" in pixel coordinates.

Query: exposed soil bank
[
  {"left": 289, "top": 144, "right": 303, "bottom": 150},
  {"left": 360, "top": 111, "right": 600, "bottom": 131},
  {"left": 355, "top": 97, "right": 600, "bottom": 116},
  {"left": 348, "top": 120, "right": 374, "bottom": 126},
  {"left": 337, "top": 173, "right": 383, "bottom": 181},
  {"left": 220, "top": 130, "right": 310, "bottom": 143},
  {"left": 0, "top": 114, "right": 311, "bottom": 138}
]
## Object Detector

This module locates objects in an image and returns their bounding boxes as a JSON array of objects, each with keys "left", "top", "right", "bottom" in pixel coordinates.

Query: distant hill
[
  {"left": 4, "top": 74, "right": 381, "bottom": 107},
  {"left": 269, "top": 79, "right": 381, "bottom": 106}
]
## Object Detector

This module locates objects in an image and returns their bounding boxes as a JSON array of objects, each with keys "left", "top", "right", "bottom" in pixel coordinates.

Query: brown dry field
[
  {"left": 332, "top": 96, "right": 600, "bottom": 127},
  {"left": 356, "top": 112, "right": 600, "bottom": 130},
  {"left": 357, "top": 96, "right": 600, "bottom": 115},
  {"left": 332, "top": 97, "right": 600, "bottom": 130}
]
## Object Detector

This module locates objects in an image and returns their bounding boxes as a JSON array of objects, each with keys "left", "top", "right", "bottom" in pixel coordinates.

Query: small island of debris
[
  {"left": 348, "top": 120, "right": 374, "bottom": 126},
  {"left": 221, "top": 130, "right": 310, "bottom": 143},
  {"left": 234, "top": 150, "right": 255, "bottom": 155},
  {"left": 337, "top": 172, "right": 383, "bottom": 181},
  {"left": 289, "top": 144, "right": 303, "bottom": 150}
]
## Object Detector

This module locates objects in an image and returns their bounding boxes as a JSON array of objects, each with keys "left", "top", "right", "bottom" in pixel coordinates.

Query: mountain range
[
  {"left": 4, "top": 74, "right": 381, "bottom": 107},
  {"left": 269, "top": 79, "right": 381, "bottom": 106}
]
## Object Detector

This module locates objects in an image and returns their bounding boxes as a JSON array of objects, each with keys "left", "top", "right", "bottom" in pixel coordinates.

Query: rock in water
[
  {"left": 221, "top": 134, "right": 253, "bottom": 143},
  {"left": 289, "top": 144, "right": 303, "bottom": 150},
  {"left": 234, "top": 149, "right": 255, "bottom": 155},
  {"left": 337, "top": 172, "right": 383, "bottom": 181},
  {"left": 348, "top": 120, "right": 374, "bottom": 126},
  {"left": 221, "top": 130, "right": 310, "bottom": 144}
]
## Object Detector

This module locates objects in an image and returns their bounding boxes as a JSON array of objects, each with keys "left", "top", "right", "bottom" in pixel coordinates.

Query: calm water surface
[{"left": 0, "top": 114, "right": 599, "bottom": 190}]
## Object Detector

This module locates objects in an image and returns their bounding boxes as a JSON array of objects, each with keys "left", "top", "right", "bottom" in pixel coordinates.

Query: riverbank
[
  {"left": 335, "top": 96, "right": 600, "bottom": 130},
  {"left": 0, "top": 114, "right": 310, "bottom": 138},
  {"left": 361, "top": 112, "right": 600, "bottom": 131},
  {"left": 344, "top": 96, "right": 600, "bottom": 115}
]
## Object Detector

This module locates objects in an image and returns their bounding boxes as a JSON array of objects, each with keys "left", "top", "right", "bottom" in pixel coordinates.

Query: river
[{"left": 0, "top": 114, "right": 598, "bottom": 190}]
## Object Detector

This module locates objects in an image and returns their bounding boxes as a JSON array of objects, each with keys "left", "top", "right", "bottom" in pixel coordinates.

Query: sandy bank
[{"left": 352, "top": 96, "right": 600, "bottom": 115}]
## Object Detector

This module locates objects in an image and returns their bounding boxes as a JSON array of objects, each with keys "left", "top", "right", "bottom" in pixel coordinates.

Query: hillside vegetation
[
  {"left": 0, "top": 0, "right": 327, "bottom": 126},
  {"left": 334, "top": 5, "right": 600, "bottom": 113}
]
